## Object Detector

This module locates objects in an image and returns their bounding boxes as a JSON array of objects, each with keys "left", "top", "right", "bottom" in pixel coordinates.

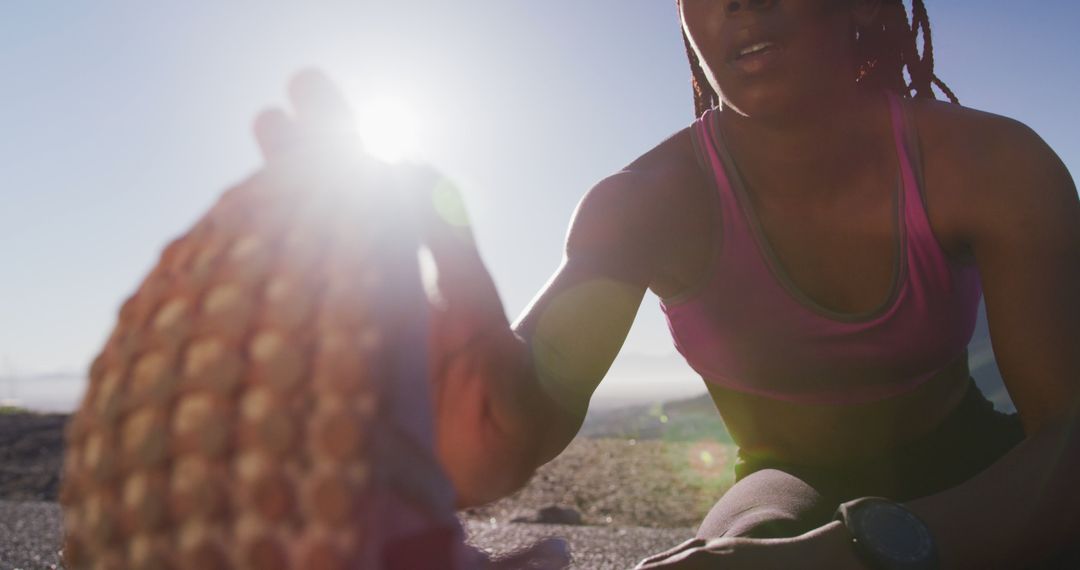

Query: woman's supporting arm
[
  {"left": 906, "top": 398, "right": 1080, "bottom": 568},
  {"left": 908, "top": 114, "right": 1080, "bottom": 567}
]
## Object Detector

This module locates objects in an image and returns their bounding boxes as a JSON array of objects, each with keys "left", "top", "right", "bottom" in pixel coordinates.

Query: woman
[{"left": 255, "top": 1, "right": 1079, "bottom": 567}]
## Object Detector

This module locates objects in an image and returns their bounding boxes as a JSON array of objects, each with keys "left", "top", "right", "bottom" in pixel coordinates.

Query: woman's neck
[{"left": 717, "top": 87, "right": 891, "bottom": 194}]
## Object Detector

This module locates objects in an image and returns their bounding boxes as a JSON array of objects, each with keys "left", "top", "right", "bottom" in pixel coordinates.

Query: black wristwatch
[{"left": 833, "top": 497, "right": 939, "bottom": 570}]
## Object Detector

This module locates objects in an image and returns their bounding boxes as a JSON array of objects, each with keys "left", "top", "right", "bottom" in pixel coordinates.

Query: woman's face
[{"left": 680, "top": 0, "right": 867, "bottom": 118}]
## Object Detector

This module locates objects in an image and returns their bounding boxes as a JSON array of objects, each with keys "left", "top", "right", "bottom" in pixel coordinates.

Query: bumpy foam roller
[{"left": 58, "top": 151, "right": 483, "bottom": 569}]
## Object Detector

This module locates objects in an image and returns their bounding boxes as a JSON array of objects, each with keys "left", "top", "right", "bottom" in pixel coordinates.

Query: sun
[{"left": 354, "top": 95, "right": 422, "bottom": 163}]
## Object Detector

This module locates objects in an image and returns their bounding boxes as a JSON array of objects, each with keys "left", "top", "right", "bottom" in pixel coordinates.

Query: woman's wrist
[{"left": 807, "top": 521, "right": 869, "bottom": 570}]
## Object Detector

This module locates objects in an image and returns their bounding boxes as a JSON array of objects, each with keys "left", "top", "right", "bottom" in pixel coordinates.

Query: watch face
[{"left": 851, "top": 502, "right": 935, "bottom": 564}]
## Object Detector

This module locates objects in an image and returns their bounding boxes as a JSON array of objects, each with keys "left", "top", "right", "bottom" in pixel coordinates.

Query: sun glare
[{"left": 355, "top": 95, "right": 422, "bottom": 163}]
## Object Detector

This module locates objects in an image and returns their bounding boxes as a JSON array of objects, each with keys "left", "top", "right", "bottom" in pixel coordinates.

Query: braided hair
[{"left": 680, "top": 0, "right": 958, "bottom": 118}]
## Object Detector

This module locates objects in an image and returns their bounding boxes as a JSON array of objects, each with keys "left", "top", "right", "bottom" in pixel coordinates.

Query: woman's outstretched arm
[{"left": 423, "top": 165, "right": 676, "bottom": 507}]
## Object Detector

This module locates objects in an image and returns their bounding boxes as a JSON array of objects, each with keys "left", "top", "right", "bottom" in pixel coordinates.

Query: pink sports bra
[{"left": 659, "top": 93, "right": 981, "bottom": 405}]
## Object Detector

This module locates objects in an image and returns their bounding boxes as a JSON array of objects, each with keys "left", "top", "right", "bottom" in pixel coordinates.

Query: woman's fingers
[
  {"left": 421, "top": 178, "right": 478, "bottom": 265},
  {"left": 420, "top": 180, "right": 506, "bottom": 329},
  {"left": 287, "top": 67, "right": 358, "bottom": 145},
  {"left": 252, "top": 68, "right": 367, "bottom": 165},
  {"left": 634, "top": 546, "right": 713, "bottom": 570},
  {"left": 252, "top": 107, "right": 300, "bottom": 163},
  {"left": 634, "top": 538, "right": 706, "bottom": 568}
]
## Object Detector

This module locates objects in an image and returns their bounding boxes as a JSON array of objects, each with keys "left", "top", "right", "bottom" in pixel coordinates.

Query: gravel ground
[
  {"left": 466, "top": 438, "right": 733, "bottom": 528},
  {"left": 0, "top": 501, "right": 63, "bottom": 570},
  {"left": 0, "top": 412, "right": 717, "bottom": 569},
  {"left": 464, "top": 519, "right": 693, "bottom": 569},
  {"left": 0, "top": 500, "right": 693, "bottom": 570},
  {"left": 0, "top": 414, "right": 65, "bottom": 502}
]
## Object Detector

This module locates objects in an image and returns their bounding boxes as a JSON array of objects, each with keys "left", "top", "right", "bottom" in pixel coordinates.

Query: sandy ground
[{"left": 0, "top": 500, "right": 694, "bottom": 570}]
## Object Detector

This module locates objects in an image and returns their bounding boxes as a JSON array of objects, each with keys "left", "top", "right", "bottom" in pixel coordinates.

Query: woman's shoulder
[
  {"left": 908, "top": 98, "right": 1058, "bottom": 177},
  {"left": 908, "top": 97, "right": 1075, "bottom": 251},
  {"left": 624, "top": 124, "right": 701, "bottom": 177},
  {"left": 578, "top": 124, "right": 704, "bottom": 211},
  {"left": 565, "top": 125, "right": 711, "bottom": 266}
]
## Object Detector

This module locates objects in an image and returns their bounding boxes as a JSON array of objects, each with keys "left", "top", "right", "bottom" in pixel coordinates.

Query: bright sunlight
[{"left": 355, "top": 95, "right": 422, "bottom": 163}]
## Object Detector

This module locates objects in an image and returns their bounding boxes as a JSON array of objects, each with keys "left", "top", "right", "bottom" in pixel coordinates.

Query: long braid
[
  {"left": 682, "top": 29, "right": 718, "bottom": 119},
  {"left": 907, "top": 0, "right": 959, "bottom": 103},
  {"left": 680, "top": 0, "right": 958, "bottom": 117},
  {"left": 855, "top": 0, "right": 911, "bottom": 96},
  {"left": 906, "top": 0, "right": 934, "bottom": 97}
]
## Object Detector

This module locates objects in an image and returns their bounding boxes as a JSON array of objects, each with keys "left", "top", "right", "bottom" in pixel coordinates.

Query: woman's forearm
[
  {"left": 906, "top": 397, "right": 1080, "bottom": 568},
  {"left": 440, "top": 327, "right": 586, "bottom": 508},
  {"left": 489, "top": 330, "right": 591, "bottom": 474}
]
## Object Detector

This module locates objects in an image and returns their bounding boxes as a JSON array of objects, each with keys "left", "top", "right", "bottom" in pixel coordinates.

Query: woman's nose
[{"left": 725, "top": 0, "right": 777, "bottom": 15}]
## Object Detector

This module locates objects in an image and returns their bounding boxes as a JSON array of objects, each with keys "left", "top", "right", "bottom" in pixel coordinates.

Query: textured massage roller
[{"left": 57, "top": 146, "right": 569, "bottom": 569}]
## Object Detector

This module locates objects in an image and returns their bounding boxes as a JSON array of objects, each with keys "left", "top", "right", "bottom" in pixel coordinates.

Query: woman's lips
[{"left": 730, "top": 42, "right": 783, "bottom": 75}]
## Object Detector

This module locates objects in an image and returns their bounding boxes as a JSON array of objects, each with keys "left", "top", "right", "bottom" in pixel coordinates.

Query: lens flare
[{"left": 355, "top": 95, "right": 421, "bottom": 163}]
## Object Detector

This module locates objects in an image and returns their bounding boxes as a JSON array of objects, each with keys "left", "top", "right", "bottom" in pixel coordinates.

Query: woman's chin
[
  {"left": 720, "top": 88, "right": 801, "bottom": 120},
  {"left": 720, "top": 80, "right": 855, "bottom": 122}
]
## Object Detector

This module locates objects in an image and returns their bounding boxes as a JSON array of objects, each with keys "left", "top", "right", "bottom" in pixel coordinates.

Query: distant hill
[
  {"left": 0, "top": 372, "right": 86, "bottom": 413},
  {"left": 581, "top": 392, "right": 731, "bottom": 443},
  {"left": 968, "top": 300, "right": 1013, "bottom": 412}
]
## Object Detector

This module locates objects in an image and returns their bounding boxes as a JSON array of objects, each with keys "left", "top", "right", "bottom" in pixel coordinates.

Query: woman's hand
[
  {"left": 253, "top": 68, "right": 358, "bottom": 165},
  {"left": 252, "top": 68, "right": 538, "bottom": 507},
  {"left": 634, "top": 522, "right": 866, "bottom": 570},
  {"left": 420, "top": 192, "right": 543, "bottom": 506}
]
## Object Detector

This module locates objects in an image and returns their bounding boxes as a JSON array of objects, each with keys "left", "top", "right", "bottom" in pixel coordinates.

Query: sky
[{"left": 2, "top": 1, "right": 1078, "bottom": 411}]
